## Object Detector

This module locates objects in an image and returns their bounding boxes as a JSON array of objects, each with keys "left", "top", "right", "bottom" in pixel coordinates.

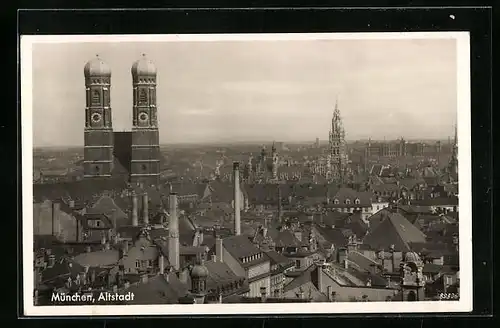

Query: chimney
[
  {"left": 159, "top": 253, "right": 165, "bottom": 275},
  {"left": 140, "top": 274, "right": 148, "bottom": 284},
  {"left": 211, "top": 254, "right": 217, "bottom": 262},
  {"left": 215, "top": 236, "right": 224, "bottom": 263},
  {"left": 69, "top": 200, "right": 75, "bottom": 208},
  {"left": 131, "top": 193, "right": 138, "bottom": 226},
  {"left": 85, "top": 245, "right": 92, "bottom": 253},
  {"left": 317, "top": 265, "right": 324, "bottom": 292},
  {"left": 104, "top": 242, "right": 110, "bottom": 250},
  {"left": 327, "top": 286, "right": 333, "bottom": 301},
  {"left": 260, "top": 286, "right": 267, "bottom": 303},
  {"left": 233, "top": 162, "right": 241, "bottom": 235},
  {"left": 337, "top": 247, "right": 347, "bottom": 265},
  {"left": 47, "top": 255, "right": 55, "bottom": 268},
  {"left": 168, "top": 193, "right": 180, "bottom": 270},
  {"left": 142, "top": 193, "right": 149, "bottom": 225},
  {"left": 51, "top": 202, "right": 61, "bottom": 237},
  {"left": 123, "top": 241, "right": 129, "bottom": 255}
]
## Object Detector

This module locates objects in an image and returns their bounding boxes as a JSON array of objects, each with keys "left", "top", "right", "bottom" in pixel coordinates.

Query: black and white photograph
[{"left": 21, "top": 32, "right": 472, "bottom": 315}]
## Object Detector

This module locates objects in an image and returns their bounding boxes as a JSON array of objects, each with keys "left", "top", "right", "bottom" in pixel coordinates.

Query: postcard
[{"left": 21, "top": 32, "right": 472, "bottom": 316}]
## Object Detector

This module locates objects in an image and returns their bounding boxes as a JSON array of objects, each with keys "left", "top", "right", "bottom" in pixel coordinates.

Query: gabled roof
[
  {"left": 363, "top": 212, "right": 427, "bottom": 252},
  {"left": 329, "top": 188, "right": 372, "bottom": 207},
  {"left": 222, "top": 235, "right": 266, "bottom": 267}
]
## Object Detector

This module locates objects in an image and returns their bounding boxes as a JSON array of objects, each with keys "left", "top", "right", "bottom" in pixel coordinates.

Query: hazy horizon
[{"left": 30, "top": 37, "right": 458, "bottom": 147}]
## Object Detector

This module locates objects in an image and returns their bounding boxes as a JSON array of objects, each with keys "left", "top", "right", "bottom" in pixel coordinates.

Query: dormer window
[
  {"left": 345, "top": 199, "right": 351, "bottom": 205},
  {"left": 334, "top": 199, "right": 340, "bottom": 205},
  {"left": 355, "top": 198, "right": 360, "bottom": 205}
]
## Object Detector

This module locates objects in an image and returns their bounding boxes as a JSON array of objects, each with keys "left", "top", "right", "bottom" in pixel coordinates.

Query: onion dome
[
  {"left": 190, "top": 262, "right": 209, "bottom": 279},
  {"left": 131, "top": 54, "right": 157, "bottom": 78},
  {"left": 84, "top": 55, "right": 111, "bottom": 77}
]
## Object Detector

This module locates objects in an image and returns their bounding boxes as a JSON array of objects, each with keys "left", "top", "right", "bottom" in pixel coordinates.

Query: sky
[{"left": 29, "top": 37, "right": 458, "bottom": 147}]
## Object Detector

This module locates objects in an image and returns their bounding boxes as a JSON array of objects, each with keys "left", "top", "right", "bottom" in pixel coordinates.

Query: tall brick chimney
[
  {"left": 51, "top": 202, "right": 61, "bottom": 237},
  {"left": 215, "top": 236, "right": 223, "bottom": 263},
  {"left": 131, "top": 193, "right": 138, "bottom": 227},
  {"left": 168, "top": 193, "right": 180, "bottom": 270},
  {"left": 233, "top": 162, "right": 241, "bottom": 236},
  {"left": 142, "top": 193, "right": 149, "bottom": 225}
]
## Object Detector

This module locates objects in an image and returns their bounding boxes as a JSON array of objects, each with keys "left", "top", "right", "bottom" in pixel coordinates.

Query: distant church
[{"left": 83, "top": 54, "right": 161, "bottom": 186}]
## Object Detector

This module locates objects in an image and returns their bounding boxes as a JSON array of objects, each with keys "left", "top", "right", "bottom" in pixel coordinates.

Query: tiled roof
[
  {"left": 313, "top": 211, "right": 351, "bottom": 227},
  {"left": 265, "top": 250, "right": 292, "bottom": 266},
  {"left": 347, "top": 251, "right": 381, "bottom": 273},
  {"left": 73, "top": 250, "right": 120, "bottom": 268},
  {"left": 313, "top": 225, "right": 348, "bottom": 247},
  {"left": 126, "top": 274, "right": 187, "bottom": 304},
  {"left": 204, "top": 260, "right": 245, "bottom": 290},
  {"left": 222, "top": 235, "right": 267, "bottom": 267},
  {"left": 41, "top": 257, "right": 85, "bottom": 283},
  {"left": 411, "top": 197, "right": 458, "bottom": 206},
  {"left": 33, "top": 178, "right": 128, "bottom": 203},
  {"left": 370, "top": 183, "right": 400, "bottom": 193},
  {"left": 363, "top": 212, "right": 427, "bottom": 252},
  {"left": 329, "top": 188, "right": 372, "bottom": 207},
  {"left": 267, "top": 229, "right": 302, "bottom": 247}
]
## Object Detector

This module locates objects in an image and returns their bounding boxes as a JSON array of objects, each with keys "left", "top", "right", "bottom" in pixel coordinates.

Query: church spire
[{"left": 328, "top": 97, "right": 347, "bottom": 185}]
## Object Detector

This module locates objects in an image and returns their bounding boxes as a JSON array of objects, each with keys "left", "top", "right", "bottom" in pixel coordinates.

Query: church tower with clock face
[
  {"left": 83, "top": 55, "right": 114, "bottom": 178},
  {"left": 130, "top": 55, "right": 160, "bottom": 186}
]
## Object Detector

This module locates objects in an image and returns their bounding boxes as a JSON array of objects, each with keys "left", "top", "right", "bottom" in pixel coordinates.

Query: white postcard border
[{"left": 21, "top": 32, "right": 472, "bottom": 316}]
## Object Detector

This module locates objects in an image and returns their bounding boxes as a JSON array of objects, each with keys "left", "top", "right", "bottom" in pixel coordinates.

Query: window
[
  {"left": 139, "top": 88, "right": 148, "bottom": 104},
  {"left": 135, "top": 260, "right": 140, "bottom": 268},
  {"left": 295, "top": 260, "right": 301, "bottom": 268},
  {"left": 95, "top": 220, "right": 101, "bottom": 227},
  {"left": 148, "top": 260, "right": 153, "bottom": 267},
  {"left": 445, "top": 276, "right": 453, "bottom": 285},
  {"left": 334, "top": 199, "right": 339, "bottom": 205},
  {"left": 92, "top": 89, "right": 100, "bottom": 105},
  {"left": 355, "top": 198, "right": 360, "bottom": 204},
  {"left": 345, "top": 199, "right": 351, "bottom": 205}
]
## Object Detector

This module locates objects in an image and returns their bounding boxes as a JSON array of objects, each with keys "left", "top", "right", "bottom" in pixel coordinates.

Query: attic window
[
  {"left": 355, "top": 198, "right": 360, "bottom": 205},
  {"left": 345, "top": 199, "right": 351, "bottom": 205},
  {"left": 334, "top": 199, "right": 340, "bottom": 205}
]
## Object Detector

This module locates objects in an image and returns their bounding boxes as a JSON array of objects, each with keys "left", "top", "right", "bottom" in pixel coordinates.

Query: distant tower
[
  {"left": 328, "top": 98, "right": 347, "bottom": 184},
  {"left": 448, "top": 125, "right": 458, "bottom": 179},
  {"left": 271, "top": 142, "right": 279, "bottom": 180},
  {"left": 399, "top": 137, "right": 407, "bottom": 157},
  {"left": 190, "top": 259, "right": 208, "bottom": 304},
  {"left": 244, "top": 153, "right": 253, "bottom": 183},
  {"left": 400, "top": 252, "right": 425, "bottom": 301},
  {"left": 130, "top": 54, "right": 160, "bottom": 186},
  {"left": 83, "top": 55, "right": 114, "bottom": 179}
]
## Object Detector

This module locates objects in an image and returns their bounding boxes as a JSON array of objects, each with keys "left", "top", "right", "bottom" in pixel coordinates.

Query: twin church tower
[{"left": 83, "top": 54, "right": 160, "bottom": 186}]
